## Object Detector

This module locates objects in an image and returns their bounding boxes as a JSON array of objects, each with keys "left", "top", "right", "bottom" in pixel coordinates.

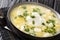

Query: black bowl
[{"left": 7, "top": 2, "right": 60, "bottom": 40}]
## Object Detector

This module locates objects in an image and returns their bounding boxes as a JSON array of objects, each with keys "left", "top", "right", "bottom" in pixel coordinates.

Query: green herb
[
  {"left": 25, "top": 28, "right": 29, "bottom": 32},
  {"left": 49, "top": 20, "right": 55, "bottom": 24},
  {"left": 46, "top": 20, "right": 55, "bottom": 27},
  {"left": 53, "top": 24, "right": 55, "bottom": 27},
  {"left": 23, "top": 11, "right": 28, "bottom": 17},
  {"left": 46, "top": 21, "right": 49, "bottom": 24},
  {"left": 33, "top": 9, "right": 37, "bottom": 12},
  {"left": 42, "top": 23, "right": 45, "bottom": 25},
  {"left": 49, "top": 20, "right": 55, "bottom": 27},
  {"left": 15, "top": 17, "right": 17, "bottom": 19},
  {"left": 31, "top": 16, "right": 35, "bottom": 18},
  {"left": 32, "top": 21, "right": 35, "bottom": 24},
  {"left": 18, "top": 15, "right": 23, "bottom": 17},
  {"left": 44, "top": 27, "right": 56, "bottom": 34},
  {"left": 46, "top": 20, "right": 55, "bottom": 24},
  {"left": 15, "top": 15, "right": 23, "bottom": 19},
  {"left": 39, "top": 13, "right": 42, "bottom": 16},
  {"left": 22, "top": 6, "right": 26, "bottom": 9},
  {"left": 33, "top": 8, "right": 40, "bottom": 12},
  {"left": 31, "top": 27, "right": 35, "bottom": 29},
  {"left": 53, "top": 15, "right": 56, "bottom": 18}
]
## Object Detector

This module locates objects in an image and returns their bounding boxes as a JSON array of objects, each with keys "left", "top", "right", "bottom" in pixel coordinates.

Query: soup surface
[{"left": 10, "top": 4, "right": 60, "bottom": 37}]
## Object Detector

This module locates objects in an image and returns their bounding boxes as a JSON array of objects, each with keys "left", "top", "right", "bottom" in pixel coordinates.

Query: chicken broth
[{"left": 10, "top": 4, "right": 60, "bottom": 37}]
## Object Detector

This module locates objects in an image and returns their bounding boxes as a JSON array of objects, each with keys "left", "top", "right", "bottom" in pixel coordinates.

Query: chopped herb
[
  {"left": 31, "top": 27, "right": 35, "bottom": 29},
  {"left": 39, "top": 13, "right": 42, "bottom": 16},
  {"left": 15, "top": 15, "right": 23, "bottom": 19},
  {"left": 42, "top": 23, "right": 45, "bottom": 25},
  {"left": 32, "top": 21, "right": 35, "bottom": 24},
  {"left": 44, "top": 27, "right": 56, "bottom": 34},
  {"left": 22, "top": 6, "right": 26, "bottom": 9},
  {"left": 53, "top": 24, "right": 55, "bottom": 27},
  {"left": 15, "top": 17, "right": 17, "bottom": 19},
  {"left": 31, "top": 16, "right": 35, "bottom": 18},
  {"left": 23, "top": 11, "right": 28, "bottom": 17},
  {"left": 53, "top": 15, "right": 56, "bottom": 18},
  {"left": 46, "top": 20, "right": 55, "bottom": 27},
  {"left": 46, "top": 21, "right": 49, "bottom": 24},
  {"left": 49, "top": 20, "right": 55, "bottom": 24},
  {"left": 46, "top": 20, "right": 55, "bottom": 24},
  {"left": 25, "top": 28, "right": 29, "bottom": 32},
  {"left": 18, "top": 15, "right": 23, "bottom": 17},
  {"left": 33, "top": 9, "right": 37, "bottom": 12},
  {"left": 33, "top": 8, "right": 40, "bottom": 12}
]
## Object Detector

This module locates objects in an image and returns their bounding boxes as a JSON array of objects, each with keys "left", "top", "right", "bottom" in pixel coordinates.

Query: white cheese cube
[
  {"left": 48, "top": 23, "right": 53, "bottom": 27},
  {"left": 34, "top": 28, "right": 42, "bottom": 32},
  {"left": 43, "top": 33, "right": 52, "bottom": 37},
  {"left": 17, "top": 10, "right": 22, "bottom": 15},
  {"left": 20, "top": 25, "right": 25, "bottom": 31}
]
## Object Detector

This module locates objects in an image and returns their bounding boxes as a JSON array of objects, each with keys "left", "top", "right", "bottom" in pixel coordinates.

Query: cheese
[
  {"left": 48, "top": 23, "right": 53, "bottom": 27},
  {"left": 20, "top": 25, "right": 25, "bottom": 31},
  {"left": 34, "top": 28, "right": 42, "bottom": 32},
  {"left": 17, "top": 10, "right": 22, "bottom": 15},
  {"left": 26, "top": 16, "right": 33, "bottom": 26},
  {"left": 31, "top": 6, "right": 36, "bottom": 8},
  {"left": 43, "top": 33, "right": 52, "bottom": 37}
]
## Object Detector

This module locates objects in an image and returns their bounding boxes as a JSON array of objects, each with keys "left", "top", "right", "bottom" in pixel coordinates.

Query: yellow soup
[{"left": 10, "top": 4, "right": 60, "bottom": 37}]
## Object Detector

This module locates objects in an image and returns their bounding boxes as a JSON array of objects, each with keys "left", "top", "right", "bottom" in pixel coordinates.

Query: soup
[{"left": 10, "top": 4, "right": 60, "bottom": 37}]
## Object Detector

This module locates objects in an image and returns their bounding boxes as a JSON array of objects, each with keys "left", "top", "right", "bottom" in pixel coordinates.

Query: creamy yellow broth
[{"left": 10, "top": 4, "right": 60, "bottom": 37}]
